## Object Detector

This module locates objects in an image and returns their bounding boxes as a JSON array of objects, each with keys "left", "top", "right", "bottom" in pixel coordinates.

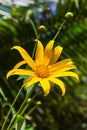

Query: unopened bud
[
  {"left": 65, "top": 12, "right": 73, "bottom": 19},
  {"left": 27, "top": 98, "right": 31, "bottom": 102},
  {"left": 36, "top": 101, "right": 42, "bottom": 105},
  {"left": 25, "top": 10, "right": 33, "bottom": 21},
  {"left": 38, "top": 25, "right": 47, "bottom": 32}
]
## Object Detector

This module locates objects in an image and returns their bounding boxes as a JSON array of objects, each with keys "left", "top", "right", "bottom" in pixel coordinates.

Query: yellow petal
[
  {"left": 35, "top": 39, "right": 44, "bottom": 65},
  {"left": 6, "top": 69, "right": 34, "bottom": 79},
  {"left": 44, "top": 40, "right": 54, "bottom": 66},
  {"left": 52, "top": 71, "right": 79, "bottom": 81},
  {"left": 14, "top": 60, "right": 26, "bottom": 69},
  {"left": 50, "top": 46, "right": 63, "bottom": 64},
  {"left": 40, "top": 79, "right": 50, "bottom": 96},
  {"left": 11, "top": 46, "right": 36, "bottom": 69},
  {"left": 23, "top": 76, "right": 40, "bottom": 88},
  {"left": 48, "top": 77, "right": 65, "bottom": 96},
  {"left": 50, "top": 58, "right": 73, "bottom": 71},
  {"left": 50, "top": 64, "right": 76, "bottom": 72}
]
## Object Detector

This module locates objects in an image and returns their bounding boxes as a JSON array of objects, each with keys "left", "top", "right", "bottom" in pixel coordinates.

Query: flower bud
[
  {"left": 25, "top": 10, "right": 33, "bottom": 21},
  {"left": 38, "top": 25, "right": 47, "bottom": 32},
  {"left": 65, "top": 12, "right": 73, "bottom": 19},
  {"left": 27, "top": 98, "right": 31, "bottom": 102},
  {"left": 36, "top": 101, "right": 42, "bottom": 105}
]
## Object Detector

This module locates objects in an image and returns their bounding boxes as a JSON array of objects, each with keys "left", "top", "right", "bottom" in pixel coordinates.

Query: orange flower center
[{"left": 35, "top": 65, "right": 50, "bottom": 78}]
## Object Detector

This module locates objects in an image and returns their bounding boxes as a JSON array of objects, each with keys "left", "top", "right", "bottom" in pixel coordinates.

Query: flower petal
[
  {"left": 44, "top": 40, "right": 54, "bottom": 66},
  {"left": 49, "top": 58, "right": 73, "bottom": 71},
  {"left": 50, "top": 64, "right": 76, "bottom": 73},
  {"left": 14, "top": 60, "right": 26, "bottom": 69},
  {"left": 40, "top": 79, "right": 50, "bottom": 96},
  {"left": 51, "top": 71, "right": 79, "bottom": 81},
  {"left": 6, "top": 69, "right": 34, "bottom": 79},
  {"left": 48, "top": 77, "right": 65, "bottom": 96},
  {"left": 11, "top": 46, "right": 36, "bottom": 69},
  {"left": 35, "top": 39, "right": 44, "bottom": 65},
  {"left": 23, "top": 76, "right": 40, "bottom": 88},
  {"left": 50, "top": 46, "right": 63, "bottom": 64}
]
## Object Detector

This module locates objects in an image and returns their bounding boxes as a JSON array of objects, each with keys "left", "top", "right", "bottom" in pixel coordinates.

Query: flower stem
[
  {"left": 29, "top": 18, "right": 39, "bottom": 39},
  {"left": 1, "top": 86, "right": 23, "bottom": 130},
  {"left": 29, "top": 18, "right": 40, "bottom": 59},
  {"left": 7, "top": 115, "right": 16, "bottom": 130},
  {"left": 16, "top": 86, "right": 35, "bottom": 114},
  {"left": 8, "top": 94, "right": 37, "bottom": 130},
  {"left": 53, "top": 19, "right": 66, "bottom": 40},
  {"left": 27, "top": 105, "right": 37, "bottom": 115},
  {"left": 6, "top": 86, "right": 35, "bottom": 130},
  {"left": 19, "top": 93, "right": 37, "bottom": 115}
]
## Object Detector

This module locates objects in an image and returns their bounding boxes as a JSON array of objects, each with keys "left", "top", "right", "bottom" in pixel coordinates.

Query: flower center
[{"left": 35, "top": 65, "right": 50, "bottom": 78}]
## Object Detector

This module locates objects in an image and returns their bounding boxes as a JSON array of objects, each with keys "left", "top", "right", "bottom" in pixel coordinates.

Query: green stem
[
  {"left": 16, "top": 86, "right": 35, "bottom": 114},
  {"left": 20, "top": 93, "right": 37, "bottom": 115},
  {"left": 29, "top": 18, "right": 38, "bottom": 39},
  {"left": 7, "top": 115, "right": 16, "bottom": 130},
  {"left": 53, "top": 19, "right": 66, "bottom": 40},
  {"left": 29, "top": 18, "right": 40, "bottom": 59},
  {"left": 1, "top": 86, "right": 23, "bottom": 130},
  {"left": 7, "top": 86, "right": 35, "bottom": 130},
  {"left": 31, "top": 43, "right": 37, "bottom": 59},
  {"left": 27, "top": 106, "right": 37, "bottom": 115},
  {"left": 9, "top": 118, "right": 18, "bottom": 130},
  {"left": 9, "top": 94, "right": 37, "bottom": 130}
]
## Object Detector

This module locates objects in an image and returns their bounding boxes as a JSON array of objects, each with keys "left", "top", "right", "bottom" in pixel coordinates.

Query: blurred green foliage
[{"left": 0, "top": 0, "right": 87, "bottom": 130}]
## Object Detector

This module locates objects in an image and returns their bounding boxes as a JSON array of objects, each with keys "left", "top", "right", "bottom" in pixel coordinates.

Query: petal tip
[
  {"left": 35, "top": 39, "right": 38, "bottom": 43},
  {"left": 6, "top": 74, "right": 9, "bottom": 79},
  {"left": 62, "top": 91, "right": 65, "bottom": 96},
  {"left": 61, "top": 87, "right": 65, "bottom": 96},
  {"left": 77, "top": 75, "right": 79, "bottom": 82},
  {"left": 6, "top": 71, "right": 11, "bottom": 79},
  {"left": 44, "top": 91, "right": 49, "bottom": 96},
  {"left": 11, "top": 46, "right": 16, "bottom": 50}
]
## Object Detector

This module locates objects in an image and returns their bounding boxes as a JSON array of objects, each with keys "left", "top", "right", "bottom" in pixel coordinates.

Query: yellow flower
[{"left": 7, "top": 40, "right": 79, "bottom": 96}]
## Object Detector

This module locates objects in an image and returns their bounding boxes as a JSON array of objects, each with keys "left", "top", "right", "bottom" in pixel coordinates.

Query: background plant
[{"left": 0, "top": 0, "right": 87, "bottom": 130}]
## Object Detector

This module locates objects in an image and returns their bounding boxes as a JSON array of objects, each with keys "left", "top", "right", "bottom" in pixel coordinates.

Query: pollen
[{"left": 35, "top": 65, "right": 50, "bottom": 78}]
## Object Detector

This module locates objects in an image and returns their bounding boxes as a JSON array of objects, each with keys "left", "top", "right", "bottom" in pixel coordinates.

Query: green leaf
[
  {"left": 17, "top": 75, "right": 29, "bottom": 81},
  {"left": 15, "top": 115, "right": 26, "bottom": 130},
  {"left": 0, "top": 20, "right": 17, "bottom": 36},
  {"left": 25, "top": 126, "right": 35, "bottom": 130},
  {"left": 25, "top": 84, "right": 35, "bottom": 96}
]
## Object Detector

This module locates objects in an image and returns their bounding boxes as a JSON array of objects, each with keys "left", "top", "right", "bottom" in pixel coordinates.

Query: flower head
[{"left": 7, "top": 40, "right": 79, "bottom": 96}]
